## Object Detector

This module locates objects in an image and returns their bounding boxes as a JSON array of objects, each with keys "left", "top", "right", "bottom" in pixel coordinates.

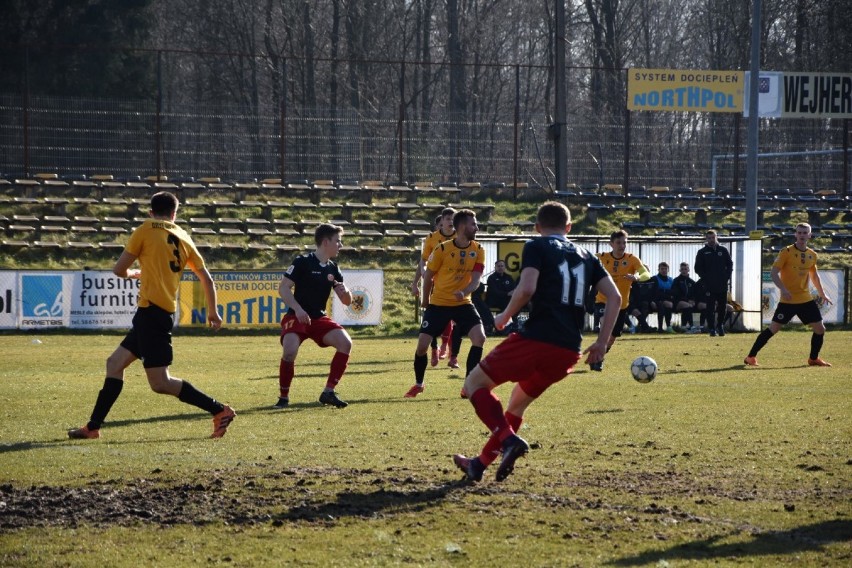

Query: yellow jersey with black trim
[
  {"left": 773, "top": 245, "right": 818, "bottom": 304},
  {"left": 125, "top": 218, "right": 206, "bottom": 312},
  {"left": 426, "top": 239, "right": 485, "bottom": 307},
  {"left": 595, "top": 252, "right": 644, "bottom": 309},
  {"left": 421, "top": 228, "right": 456, "bottom": 262}
]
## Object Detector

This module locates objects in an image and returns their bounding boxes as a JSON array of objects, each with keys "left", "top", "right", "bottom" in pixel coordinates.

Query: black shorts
[
  {"left": 771, "top": 300, "right": 822, "bottom": 325},
  {"left": 421, "top": 304, "right": 482, "bottom": 338},
  {"left": 120, "top": 305, "right": 176, "bottom": 368},
  {"left": 595, "top": 304, "right": 629, "bottom": 338}
]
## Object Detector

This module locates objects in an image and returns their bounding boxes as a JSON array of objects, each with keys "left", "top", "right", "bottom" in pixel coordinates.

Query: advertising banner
[
  {"left": 0, "top": 271, "right": 16, "bottom": 329},
  {"left": 332, "top": 270, "right": 384, "bottom": 326},
  {"left": 628, "top": 69, "right": 744, "bottom": 112},
  {"left": 69, "top": 271, "right": 139, "bottom": 329},
  {"left": 761, "top": 269, "right": 845, "bottom": 324},
  {"left": 178, "top": 271, "right": 288, "bottom": 328},
  {"left": 18, "top": 271, "right": 71, "bottom": 329},
  {"left": 781, "top": 72, "right": 852, "bottom": 118},
  {"left": 743, "top": 71, "right": 784, "bottom": 118}
]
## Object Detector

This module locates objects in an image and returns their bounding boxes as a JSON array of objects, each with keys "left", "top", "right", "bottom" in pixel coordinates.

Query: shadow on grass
[
  {"left": 274, "top": 481, "right": 467, "bottom": 523},
  {"left": 663, "top": 364, "right": 758, "bottom": 375},
  {"left": 607, "top": 520, "right": 852, "bottom": 566}
]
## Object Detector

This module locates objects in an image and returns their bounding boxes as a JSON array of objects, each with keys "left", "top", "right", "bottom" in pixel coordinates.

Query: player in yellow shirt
[
  {"left": 745, "top": 223, "right": 833, "bottom": 367},
  {"left": 405, "top": 209, "right": 486, "bottom": 397},
  {"left": 412, "top": 208, "right": 456, "bottom": 365},
  {"left": 590, "top": 230, "right": 650, "bottom": 371},
  {"left": 68, "top": 192, "right": 235, "bottom": 440}
]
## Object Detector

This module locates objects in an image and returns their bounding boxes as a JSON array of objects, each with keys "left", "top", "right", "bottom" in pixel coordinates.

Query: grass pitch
[{"left": 0, "top": 329, "right": 850, "bottom": 566}]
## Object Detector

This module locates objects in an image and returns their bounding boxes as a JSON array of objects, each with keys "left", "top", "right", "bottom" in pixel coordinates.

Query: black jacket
[
  {"left": 694, "top": 244, "right": 732, "bottom": 294},
  {"left": 672, "top": 274, "right": 696, "bottom": 304}
]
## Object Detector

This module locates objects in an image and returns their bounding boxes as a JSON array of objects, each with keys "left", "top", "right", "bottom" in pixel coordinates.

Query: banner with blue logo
[{"left": 19, "top": 272, "right": 71, "bottom": 329}]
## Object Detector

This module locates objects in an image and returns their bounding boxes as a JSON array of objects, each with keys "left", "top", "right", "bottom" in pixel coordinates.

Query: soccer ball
[{"left": 631, "top": 356, "right": 657, "bottom": 383}]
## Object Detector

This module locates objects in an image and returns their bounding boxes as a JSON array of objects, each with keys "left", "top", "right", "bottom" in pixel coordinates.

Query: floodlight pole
[
  {"left": 745, "top": 0, "right": 762, "bottom": 232},
  {"left": 554, "top": 0, "right": 568, "bottom": 193}
]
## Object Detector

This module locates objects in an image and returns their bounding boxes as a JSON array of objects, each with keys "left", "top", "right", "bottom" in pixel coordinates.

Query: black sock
[
  {"left": 748, "top": 329, "right": 774, "bottom": 357},
  {"left": 682, "top": 310, "right": 693, "bottom": 327},
  {"left": 88, "top": 377, "right": 124, "bottom": 430},
  {"left": 810, "top": 333, "right": 824, "bottom": 360},
  {"left": 451, "top": 332, "right": 463, "bottom": 357},
  {"left": 414, "top": 353, "right": 428, "bottom": 385},
  {"left": 466, "top": 346, "right": 484, "bottom": 376},
  {"left": 430, "top": 336, "right": 438, "bottom": 350},
  {"left": 178, "top": 381, "right": 223, "bottom": 415}
]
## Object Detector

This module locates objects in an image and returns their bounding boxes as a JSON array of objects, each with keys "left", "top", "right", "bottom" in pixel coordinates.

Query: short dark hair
[
  {"left": 536, "top": 201, "right": 570, "bottom": 229},
  {"left": 315, "top": 223, "right": 343, "bottom": 246},
  {"left": 705, "top": 229, "right": 717, "bottom": 236},
  {"left": 150, "top": 192, "right": 179, "bottom": 216},
  {"left": 452, "top": 209, "right": 476, "bottom": 229},
  {"left": 680, "top": 262, "right": 689, "bottom": 268},
  {"left": 610, "top": 229, "right": 627, "bottom": 241},
  {"left": 659, "top": 261, "right": 669, "bottom": 269},
  {"left": 440, "top": 207, "right": 457, "bottom": 218}
]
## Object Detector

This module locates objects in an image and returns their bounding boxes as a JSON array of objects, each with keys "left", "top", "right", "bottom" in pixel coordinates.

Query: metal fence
[{"left": 0, "top": 48, "right": 849, "bottom": 193}]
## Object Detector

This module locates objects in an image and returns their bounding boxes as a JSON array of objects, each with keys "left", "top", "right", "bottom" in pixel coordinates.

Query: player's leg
[
  {"left": 69, "top": 344, "right": 138, "bottom": 439},
  {"left": 430, "top": 335, "right": 439, "bottom": 366},
  {"left": 802, "top": 302, "right": 831, "bottom": 366},
  {"left": 449, "top": 322, "right": 463, "bottom": 369},
  {"left": 318, "top": 327, "right": 352, "bottom": 407},
  {"left": 276, "top": 332, "right": 302, "bottom": 407},
  {"left": 439, "top": 321, "right": 453, "bottom": 359},
  {"left": 408, "top": 306, "right": 447, "bottom": 396},
  {"left": 715, "top": 293, "right": 727, "bottom": 336},
  {"left": 145, "top": 366, "right": 234, "bottom": 439},
  {"left": 745, "top": 310, "right": 784, "bottom": 366}
]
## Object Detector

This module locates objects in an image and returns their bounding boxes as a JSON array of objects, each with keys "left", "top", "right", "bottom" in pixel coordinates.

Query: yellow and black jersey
[
  {"left": 426, "top": 239, "right": 485, "bottom": 307},
  {"left": 125, "top": 218, "right": 205, "bottom": 312},
  {"left": 421, "top": 229, "right": 456, "bottom": 262},
  {"left": 594, "top": 252, "right": 647, "bottom": 309},
  {"left": 773, "top": 245, "right": 818, "bottom": 304}
]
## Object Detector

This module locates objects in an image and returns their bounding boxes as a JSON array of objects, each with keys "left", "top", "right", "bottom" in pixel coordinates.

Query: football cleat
[
  {"left": 807, "top": 357, "right": 832, "bottom": 367},
  {"left": 68, "top": 425, "right": 100, "bottom": 440},
  {"left": 460, "top": 387, "right": 468, "bottom": 399},
  {"left": 709, "top": 329, "right": 717, "bottom": 337},
  {"left": 452, "top": 454, "right": 485, "bottom": 482},
  {"left": 717, "top": 327, "right": 726, "bottom": 337},
  {"left": 404, "top": 384, "right": 424, "bottom": 398},
  {"left": 495, "top": 434, "right": 530, "bottom": 482},
  {"left": 438, "top": 342, "right": 449, "bottom": 360},
  {"left": 319, "top": 390, "right": 349, "bottom": 408},
  {"left": 589, "top": 360, "right": 603, "bottom": 372},
  {"left": 430, "top": 348, "right": 439, "bottom": 367},
  {"left": 273, "top": 397, "right": 289, "bottom": 409},
  {"left": 211, "top": 405, "right": 236, "bottom": 438},
  {"left": 743, "top": 356, "right": 759, "bottom": 367},
  {"left": 447, "top": 357, "right": 459, "bottom": 369}
]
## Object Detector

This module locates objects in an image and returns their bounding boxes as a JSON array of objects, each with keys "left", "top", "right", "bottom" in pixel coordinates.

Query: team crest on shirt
[{"left": 470, "top": 252, "right": 476, "bottom": 258}]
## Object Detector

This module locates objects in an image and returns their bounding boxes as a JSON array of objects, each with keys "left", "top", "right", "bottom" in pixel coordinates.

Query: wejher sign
[{"left": 745, "top": 71, "right": 852, "bottom": 119}]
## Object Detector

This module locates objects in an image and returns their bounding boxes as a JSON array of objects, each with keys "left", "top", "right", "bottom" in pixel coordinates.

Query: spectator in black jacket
[
  {"left": 628, "top": 277, "right": 656, "bottom": 333},
  {"left": 672, "top": 262, "right": 697, "bottom": 329},
  {"left": 485, "top": 260, "right": 516, "bottom": 312},
  {"left": 694, "top": 230, "right": 733, "bottom": 337}
]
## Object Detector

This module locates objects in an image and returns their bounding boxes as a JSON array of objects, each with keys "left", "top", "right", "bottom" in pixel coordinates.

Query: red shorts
[
  {"left": 280, "top": 314, "right": 344, "bottom": 347},
  {"left": 479, "top": 333, "right": 581, "bottom": 398}
]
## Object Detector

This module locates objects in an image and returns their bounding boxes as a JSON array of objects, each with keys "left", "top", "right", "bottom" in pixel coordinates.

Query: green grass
[{"left": 0, "top": 329, "right": 850, "bottom": 566}]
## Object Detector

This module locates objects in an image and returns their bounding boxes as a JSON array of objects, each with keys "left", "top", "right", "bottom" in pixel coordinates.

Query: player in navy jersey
[
  {"left": 275, "top": 224, "right": 354, "bottom": 409},
  {"left": 453, "top": 201, "right": 621, "bottom": 482}
]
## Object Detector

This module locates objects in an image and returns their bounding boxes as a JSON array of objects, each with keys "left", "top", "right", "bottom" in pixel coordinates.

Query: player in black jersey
[
  {"left": 453, "top": 201, "right": 621, "bottom": 482},
  {"left": 275, "top": 224, "right": 353, "bottom": 409}
]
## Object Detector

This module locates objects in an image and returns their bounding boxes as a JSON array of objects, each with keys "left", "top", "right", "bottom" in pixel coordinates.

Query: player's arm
[
  {"left": 584, "top": 274, "right": 621, "bottom": 364},
  {"left": 633, "top": 263, "right": 651, "bottom": 282},
  {"left": 411, "top": 258, "right": 425, "bottom": 296},
  {"left": 421, "top": 267, "right": 436, "bottom": 308},
  {"left": 278, "top": 274, "right": 310, "bottom": 324},
  {"left": 188, "top": 263, "right": 223, "bottom": 330},
  {"left": 770, "top": 265, "right": 791, "bottom": 301},
  {"left": 494, "top": 267, "right": 536, "bottom": 330},
  {"left": 112, "top": 251, "right": 140, "bottom": 279},
  {"left": 809, "top": 266, "right": 832, "bottom": 304},
  {"left": 332, "top": 278, "right": 353, "bottom": 306},
  {"left": 455, "top": 269, "right": 483, "bottom": 301}
]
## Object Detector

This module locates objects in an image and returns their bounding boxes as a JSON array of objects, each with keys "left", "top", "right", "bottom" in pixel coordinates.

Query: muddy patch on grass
[{"left": 0, "top": 466, "right": 846, "bottom": 531}]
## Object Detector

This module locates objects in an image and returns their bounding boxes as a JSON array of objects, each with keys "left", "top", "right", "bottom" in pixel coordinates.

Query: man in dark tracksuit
[{"left": 694, "top": 229, "right": 733, "bottom": 337}]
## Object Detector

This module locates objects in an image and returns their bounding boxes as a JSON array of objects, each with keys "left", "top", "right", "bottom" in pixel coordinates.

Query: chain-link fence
[{"left": 0, "top": 47, "right": 848, "bottom": 192}]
